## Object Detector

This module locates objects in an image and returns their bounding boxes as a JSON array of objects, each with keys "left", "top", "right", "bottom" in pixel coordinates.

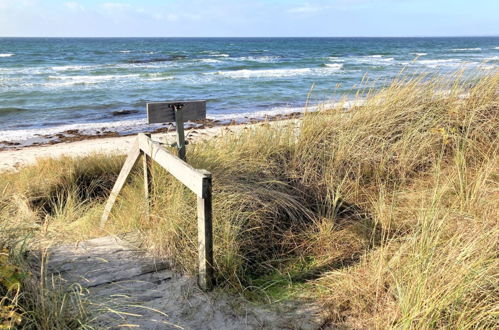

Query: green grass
[{"left": 1, "top": 69, "right": 498, "bottom": 328}]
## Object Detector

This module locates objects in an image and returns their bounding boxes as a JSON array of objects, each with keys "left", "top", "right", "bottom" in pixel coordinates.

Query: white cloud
[
  {"left": 100, "top": 2, "right": 133, "bottom": 12},
  {"left": 64, "top": 2, "right": 85, "bottom": 12},
  {"left": 0, "top": 0, "right": 37, "bottom": 9}
]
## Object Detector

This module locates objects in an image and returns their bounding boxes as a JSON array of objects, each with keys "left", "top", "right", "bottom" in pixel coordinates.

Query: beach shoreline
[
  {"left": 0, "top": 115, "right": 300, "bottom": 172},
  {"left": 0, "top": 110, "right": 306, "bottom": 151}
]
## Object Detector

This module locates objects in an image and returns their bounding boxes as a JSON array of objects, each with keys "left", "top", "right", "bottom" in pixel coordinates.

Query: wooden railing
[{"left": 100, "top": 133, "right": 214, "bottom": 291}]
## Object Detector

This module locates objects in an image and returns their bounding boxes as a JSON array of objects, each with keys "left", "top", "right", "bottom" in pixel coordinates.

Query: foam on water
[
  {"left": 231, "top": 56, "right": 281, "bottom": 63},
  {"left": 145, "top": 76, "right": 176, "bottom": 81},
  {"left": 417, "top": 59, "right": 463, "bottom": 68},
  {"left": 324, "top": 63, "right": 343, "bottom": 69},
  {"left": 44, "top": 74, "right": 140, "bottom": 87},
  {"left": 196, "top": 58, "right": 223, "bottom": 63},
  {"left": 352, "top": 55, "right": 395, "bottom": 65},
  {"left": 51, "top": 65, "right": 95, "bottom": 71},
  {"left": 210, "top": 66, "right": 342, "bottom": 79},
  {"left": 0, "top": 53, "right": 14, "bottom": 57},
  {"left": 452, "top": 48, "right": 482, "bottom": 51}
]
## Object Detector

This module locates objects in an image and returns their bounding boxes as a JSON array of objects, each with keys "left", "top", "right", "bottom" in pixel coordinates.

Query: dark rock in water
[
  {"left": 64, "top": 129, "right": 80, "bottom": 135},
  {"left": 112, "top": 110, "right": 140, "bottom": 116},
  {"left": 126, "top": 55, "right": 188, "bottom": 64},
  {"left": 0, "top": 140, "right": 21, "bottom": 146}
]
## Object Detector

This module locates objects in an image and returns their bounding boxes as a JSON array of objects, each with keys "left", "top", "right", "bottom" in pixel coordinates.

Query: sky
[{"left": 0, "top": 0, "right": 498, "bottom": 37}]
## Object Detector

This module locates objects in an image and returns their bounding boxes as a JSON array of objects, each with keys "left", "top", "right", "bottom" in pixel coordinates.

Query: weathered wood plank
[
  {"left": 142, "top": 134, "right": 153, "bottom": 218},
  {"left": 137, "top": 133, "right": 209, "bottom": 198},
  {"left": 147, "top": 100, "right": 206, "bottom": 124},
  {"left": 197, "top": 172, "right": 214, "bottom": 291},
  {"left": 174, "top": 107, "right": 186, "bottom": 161},
  {"left": 100, "top": 138, "right": 141, "bottom": 228}
]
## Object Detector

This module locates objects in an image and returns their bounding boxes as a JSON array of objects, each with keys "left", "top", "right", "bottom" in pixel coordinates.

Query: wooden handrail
[{"left": 100, "top": 134, "right": 214, "bottom": 291}]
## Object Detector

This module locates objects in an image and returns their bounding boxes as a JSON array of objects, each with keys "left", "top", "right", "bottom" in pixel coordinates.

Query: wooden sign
[{"left": 147, "top": 100, "right": 206, "bottom": 124}]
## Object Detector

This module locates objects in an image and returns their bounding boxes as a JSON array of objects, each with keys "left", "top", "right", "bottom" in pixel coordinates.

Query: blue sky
[{"left": 0, "top": 0, "right": 498, "bottom": 37}]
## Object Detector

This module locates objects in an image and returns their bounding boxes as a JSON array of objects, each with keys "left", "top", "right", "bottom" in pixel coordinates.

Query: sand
[
  {"left": 40, "top": 234, "right": 323, "bottom": 329},
  {"left": 0, "top": 120, "right": 298, "bottom": 172}
]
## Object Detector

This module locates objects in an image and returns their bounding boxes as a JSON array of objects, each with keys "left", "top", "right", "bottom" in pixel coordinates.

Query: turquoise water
[{"left": 0, "top": 37, "right": 498, "bottom": 145}]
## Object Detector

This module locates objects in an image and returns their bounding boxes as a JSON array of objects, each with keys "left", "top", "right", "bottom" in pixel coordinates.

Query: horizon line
[{"left": 1, "top": 35, "right": 498, "bottom": 39}]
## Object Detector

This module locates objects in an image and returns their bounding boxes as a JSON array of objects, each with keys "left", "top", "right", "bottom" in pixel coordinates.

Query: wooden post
[
  {"left": 142, "top": 133, "right": 153, "bottom": 219},
  {"left": 197, "top": 171, "right": 214, "bottom": 291},
  {"left": 101, "top": 134, "right": 215, "bottom": 291},
  {"left": 100, "top": 139, "right": 141, "bottom": 228},
  {"left": 174, "top": 107, "right": 186, "bottom": 162}
]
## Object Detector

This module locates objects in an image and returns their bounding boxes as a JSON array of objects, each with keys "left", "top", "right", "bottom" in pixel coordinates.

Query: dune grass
[{"left": 1, "top": 69, "right": 498, "bottom": 328}]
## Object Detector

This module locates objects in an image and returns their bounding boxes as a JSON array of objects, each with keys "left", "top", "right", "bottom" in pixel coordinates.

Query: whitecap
[
  {"left": 452, "top": 48, "right": 482, "bottom": 51},
  {"left": 210, "top": 53, "right": 229, "bottom": 57},
  {"left": 0, "top": 53, "right": 14, "bottom": 57},
  {"left": 232, "top": 56, "right": 280, "bottom": 63},
  {"left": 119, "top": 50, "right": 131, "bottom": 53},
  {"left": 411, "top": 53, "right": 428, "bottom": 56},
  {"left": 51, "top": 65, "right": 93, "bottom": 71},
  {"left": 209, "top": 66, "right": 341, "bottom": 79},
  {"left": 145, "top": 77, "right": 175, "bottom": 81},
  {"left": 212, "top": 68, "right": 312, "bottom": 78},
  {"left": 417, "top": 59, "right": 462, "bottom": 68},
  {"left": 197, "top": 58, "right": 222, "bottom": 63},
  {"left": 45, "top": 74, "right": 139, "bottom": 87},
  {"left": 351, "top": 56, "right": 395, "bottom": 65},
  {"left": 324, "top": 63, "right": 343, "bottom": 69}
]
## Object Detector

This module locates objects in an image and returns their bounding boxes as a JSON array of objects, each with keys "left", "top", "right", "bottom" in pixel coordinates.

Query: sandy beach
[{"left": 0, "top": 119, "right": 298, "bottom": 172}]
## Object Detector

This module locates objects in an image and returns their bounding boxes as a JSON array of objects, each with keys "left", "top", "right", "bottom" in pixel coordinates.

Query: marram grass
[{"left": 1, "top": 70, "right": 498, "bottom": 329}]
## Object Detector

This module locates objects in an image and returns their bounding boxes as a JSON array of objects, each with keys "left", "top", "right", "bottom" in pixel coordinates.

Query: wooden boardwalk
[{"left": 42, "top": 235, "right": 324, "bottom": 329}]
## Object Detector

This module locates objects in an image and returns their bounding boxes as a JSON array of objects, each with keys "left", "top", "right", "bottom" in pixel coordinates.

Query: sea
[{"left": 1, "top": 37, "right": 498, "bottom": 147}]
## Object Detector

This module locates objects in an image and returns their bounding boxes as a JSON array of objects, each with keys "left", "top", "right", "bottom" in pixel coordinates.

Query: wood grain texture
[
  {"left": 138, "top": 133, "right": 209, "bottom": 198},
  {"left": 142, "top": 134, "right": 153, "bottom": 219},
  {"left": 100, "top": 138, "right": 141, "bottom": 227},
  {"left": 197, "top": 172, "right": 214, "bottom": 291},
  {"left": 147, "top": 100, "right": 206, "bottom": 124}
]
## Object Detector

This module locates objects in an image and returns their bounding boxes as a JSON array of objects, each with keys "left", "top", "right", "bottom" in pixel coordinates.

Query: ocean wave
[
  {"left": 51, "top": 65, "right": 94, "bottom": 71},
  {"left": 45, "top": 74, "right": 139, "bottom": 87},
  {"left": 351, "top": 56, "right": 395, "bottom": 65},
  {"left": 418, "top": 59, "right": 462, "bottom": 68},
  {"left": 209, "top": 99, "right": 365, "bottom": 121},
  {"left": 411, "top": 53, "right": 428, "bottom": 56},
  {"left": 145, "top": 76, "right": 175, "bottom": 81},
  {"left": 119, "top": 50, "right": 131, "bottom": 53},
  {"left": 328, "top": 57, "right": 345, "bottom": 62},
  {"left": 494, "top": 47, "right": 499, "bottom": 50},
  {"left": 208, "top": 53, "right": 229, "bottom": 57},
  {"left": 231, "top": 56, "right": 281, "bottom": 63},
  {"left": 209, "top": 66, "right": 341, "bottom": 79},
  {"left": 0, "top": 53, "right": 14, "bottom": 57},
  {"left": 452, "top": 48, "right": 482, "bottom": 51},
  {"left": 197, "top": 58, "right": 223, "bottom": 64},
  {"left": 211, "top": 68, "right": 311, "bottom": 78},
  {"left": 0, "top": 107, "right": 27, "bottom": 115},
  {"left": 323, "top": 63, "right": 343, "bottom": 69}
]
